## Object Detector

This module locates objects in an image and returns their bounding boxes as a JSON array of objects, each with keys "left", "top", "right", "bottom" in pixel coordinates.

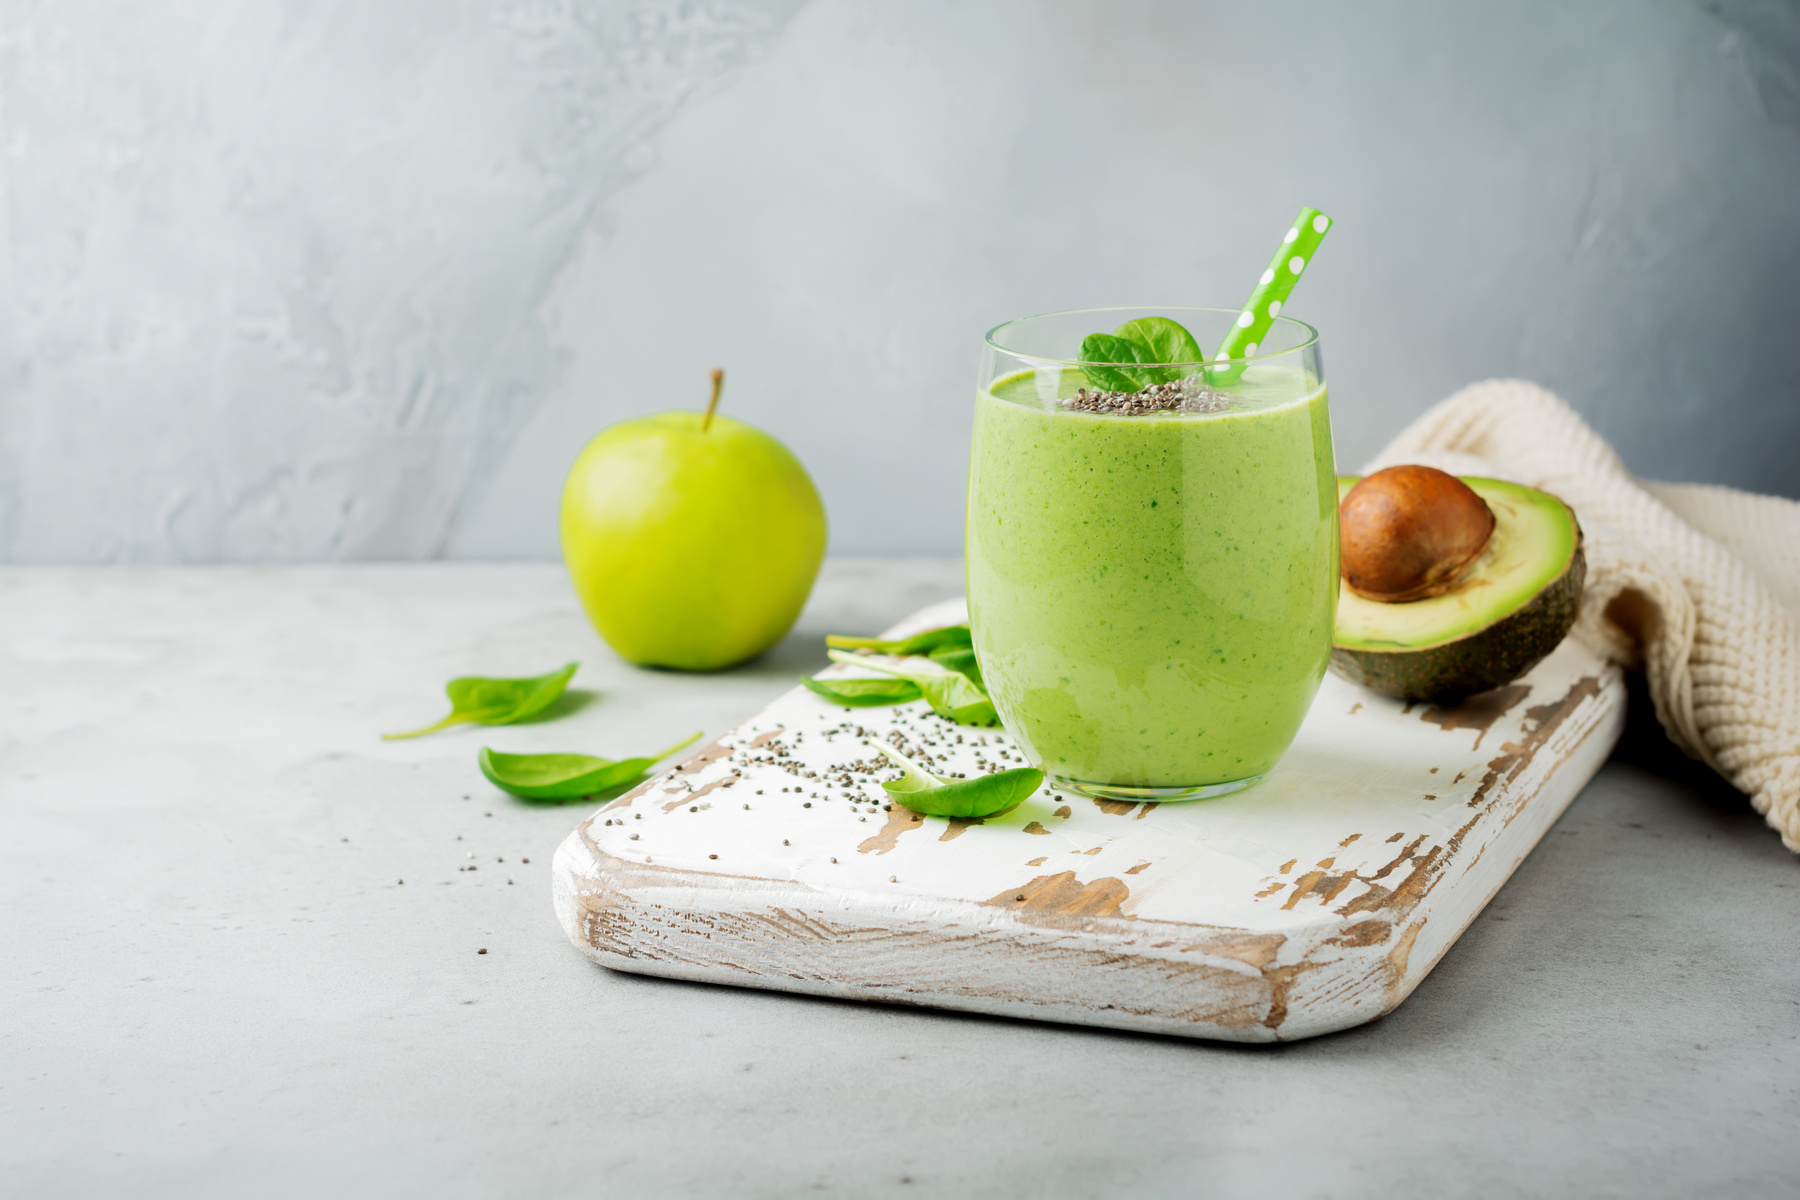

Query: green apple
[{"left": 560, "top": 370, "right": 827, "bottom": 671}]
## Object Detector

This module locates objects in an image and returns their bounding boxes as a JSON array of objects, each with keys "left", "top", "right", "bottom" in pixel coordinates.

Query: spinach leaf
[
  {"left": 477, "top": 731, "right": 702, "bottom": 800},
  {"left": 384, "top": 663, "right": 579, "bottom": 740},
  {"left": 1078, "top": 316, "right": 1207, "bottom": 390},
  {"left": 1078, "top": 332, "right": 1154, "bottom": 392},
  {"left": 870, "top": 741, "right": 1042, "bottom": 819},
  {"left": 800, "top": 675, "right": 924, "bottom": 707},
  {"left": 927, "top": 644, "right": 984, "bottom": 689},
  {"left": 826, "top": 649, "right": 999, "bottom": 726},
  {"left": 1113, "top": 317, "right": 1204, "bottom": 381},
  {"left": 826, "top": 623, "right": 973, "bottom": 656},
  {"left": 915, "top": 673, "right": 998, "bottom": 726}
]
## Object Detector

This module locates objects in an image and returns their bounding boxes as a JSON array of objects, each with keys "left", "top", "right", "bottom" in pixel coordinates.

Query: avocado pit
[{"left": 1340, "top": 465, "right": 1496, "bottom": 603}]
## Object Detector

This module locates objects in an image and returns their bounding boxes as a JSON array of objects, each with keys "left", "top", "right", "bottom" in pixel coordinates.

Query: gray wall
[{"left": 3, "top": 0, "right": 1796, "bottom": 564}]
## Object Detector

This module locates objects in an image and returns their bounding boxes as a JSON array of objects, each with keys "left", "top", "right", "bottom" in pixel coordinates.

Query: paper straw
[{"left": 1211, "top": 207, "right": 1331, "bottom": 384}]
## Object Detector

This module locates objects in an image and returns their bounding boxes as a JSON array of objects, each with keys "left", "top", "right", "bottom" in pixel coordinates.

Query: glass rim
[{"left": 984, "top": 305, "right": 1320, "bottom": 368}]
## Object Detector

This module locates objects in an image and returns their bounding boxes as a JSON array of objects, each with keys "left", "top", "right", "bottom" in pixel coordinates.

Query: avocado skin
[{"left": 1329, "top": 525, "right": 1586, "bottom": 704}]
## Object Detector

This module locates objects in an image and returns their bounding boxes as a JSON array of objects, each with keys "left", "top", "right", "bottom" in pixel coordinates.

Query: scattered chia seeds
[{"left": 1061, "top": 377, "right": 1232, "bottom": 416}]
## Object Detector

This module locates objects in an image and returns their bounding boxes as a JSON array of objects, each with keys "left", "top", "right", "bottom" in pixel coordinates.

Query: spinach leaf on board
[
  {"left": 800, "top": 675, "right": 924, "bottom": 707},
  {"left": 913, "top": 672, "right": 997, "bottom": 725},
  {"left": 477, "top": 731, "right": 702, "bottom": 800},
  {"left": 870, "top": 741, "right": 1042, "bottom": 819},
  {"left": 927, "top": 644, "right": 984, "bottom": 688},
  {"left": 826, "top": 649, "right": 998, "bottom": 726},
  {"left": 1078, "top": 333, "right": 1155, "bottom": 392},
  {"left": 826, "top": 624, "right": 973, "bottom": 656},
  {"left": 384, "top": 663, "right": 579, "bottom": 740}
]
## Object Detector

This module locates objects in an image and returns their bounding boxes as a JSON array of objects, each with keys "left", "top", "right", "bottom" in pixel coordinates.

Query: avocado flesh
[{"left": 1330, "top": 476, "right": 1585, "bottom": 702}]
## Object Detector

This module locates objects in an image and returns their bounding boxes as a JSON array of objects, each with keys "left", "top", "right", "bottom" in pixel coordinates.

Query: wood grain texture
[{"left": 554, "top": 600, "right": 1625, "bottom": 1041}]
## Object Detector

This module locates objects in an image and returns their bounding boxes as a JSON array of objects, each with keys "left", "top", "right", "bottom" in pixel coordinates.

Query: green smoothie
[{"left": 966, "top": 365, "right": 1338, "bottom": 792}]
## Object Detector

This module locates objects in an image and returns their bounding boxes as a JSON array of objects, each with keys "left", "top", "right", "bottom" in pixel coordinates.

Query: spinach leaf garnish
[
  {"left": 826, "top": 649, "right": 998, "bottom": 726},
  {"left": 384, "top": 663, "right": 579, "bottom": 740},
  {"left": 870, "top": 741, "right": 1042, "bottom": 819},
  {"left": 477, "top": 731, "right": 702, "bottom": 800},
  {"left": 1079, "top": 316, "right": 1207, "bottom": 390},
  {"left": 826, "top": 623, "right": 972, "bottom": 656},
  {"left": 1113, "top": 317, "right": 1204, "bottom": 379},
  {"left": 1078, "top": 332, "right": 1155, "bottom": 391},
  {"left": 800, "top": 675, "right": 924, "bottom": 707}
]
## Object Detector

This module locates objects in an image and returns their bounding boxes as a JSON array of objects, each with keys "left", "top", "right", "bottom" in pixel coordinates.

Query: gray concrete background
[
  {"left": 5, "top": 562, "right": 1798, "bottom": 1198},
  {"left": 3, "top": 0, "right": 1798, "bottom": 564}
]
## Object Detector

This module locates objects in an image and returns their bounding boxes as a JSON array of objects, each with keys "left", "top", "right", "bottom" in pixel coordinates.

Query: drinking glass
[{"left": 966, "top": 306, "right": 1337, "bottom": 801}]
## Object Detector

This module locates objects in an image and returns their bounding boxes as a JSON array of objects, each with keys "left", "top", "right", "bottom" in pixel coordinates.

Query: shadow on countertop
[{"left": 1606, "top": 669, "right": 1752, "bottom": 815}]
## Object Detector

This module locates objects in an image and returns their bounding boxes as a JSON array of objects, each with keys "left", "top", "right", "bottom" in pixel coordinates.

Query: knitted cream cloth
[{"left": 1366, "top": 380, "right": 1800, "bottom": 853}]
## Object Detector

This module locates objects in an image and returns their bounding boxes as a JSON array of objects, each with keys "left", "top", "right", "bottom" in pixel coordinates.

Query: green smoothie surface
[{"left": 966, "top": 365, "right": 1338, "bottom": 789}]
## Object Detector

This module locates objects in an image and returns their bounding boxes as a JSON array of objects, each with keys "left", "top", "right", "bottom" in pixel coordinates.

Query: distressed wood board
[{"left": 554, "top": 598, "right": 1625, "bottom": 1042}]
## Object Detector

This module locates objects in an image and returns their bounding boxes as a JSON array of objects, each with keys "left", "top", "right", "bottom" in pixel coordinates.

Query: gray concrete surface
[
  {"left": 5, "top": 561, "right": 1797, "bottom": 1198},
  {"left": 4, "top": 0, "right": 1799, "bottom": 566}
]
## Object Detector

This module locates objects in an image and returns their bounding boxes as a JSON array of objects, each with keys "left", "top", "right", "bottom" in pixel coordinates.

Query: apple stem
[{"left": 701, "top": 368, "right": 724, "bottom": 432}]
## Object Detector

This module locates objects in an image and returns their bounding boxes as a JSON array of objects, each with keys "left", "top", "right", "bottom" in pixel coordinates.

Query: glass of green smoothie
[{"left": 967, "top": 306, "right": 1337, "bottom": 801}]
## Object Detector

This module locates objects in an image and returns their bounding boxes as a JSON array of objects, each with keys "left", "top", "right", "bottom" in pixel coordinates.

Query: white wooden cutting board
[{"left": 553, "top": 599, "right": 1625, "bottom": 1042}]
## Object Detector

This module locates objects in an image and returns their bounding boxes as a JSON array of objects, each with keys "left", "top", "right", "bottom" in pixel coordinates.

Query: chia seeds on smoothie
[{"left": 1060, "top": 378, "right": 1233, "bottom": 416}]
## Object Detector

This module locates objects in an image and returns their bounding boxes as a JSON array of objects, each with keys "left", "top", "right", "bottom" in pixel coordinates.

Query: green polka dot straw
[{"left": 1211, "top": 206, "right": 1331, "bottom": 384}]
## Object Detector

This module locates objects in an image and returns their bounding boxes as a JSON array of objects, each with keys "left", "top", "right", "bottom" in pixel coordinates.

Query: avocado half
[{"left": 1329, "top": 475, "right": 1586, "bottom": 703}]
